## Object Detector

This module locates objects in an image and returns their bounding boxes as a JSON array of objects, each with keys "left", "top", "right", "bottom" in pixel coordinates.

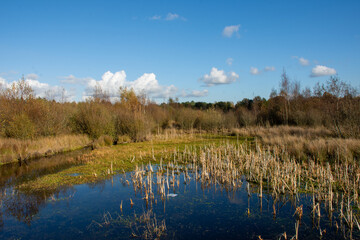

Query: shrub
[
  {"left": 194, "top": 109, "right": 224, "bottom": 131},
  {"left": 5, "top": 113, "right": 35, "bottom": 139},
  {"left": 70, "top": 102, "right": 115, "bottom": 139},
  {"left": 114, "top": 109, "right": 153, "bottom": 142},
  {"left": 175, "top": 108, "right": 198, "bottom": 130}
]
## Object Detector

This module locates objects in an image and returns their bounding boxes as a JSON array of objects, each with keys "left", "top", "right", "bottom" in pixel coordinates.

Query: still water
[{"left": 0, "top": 154, "right": 359, "bottom": 239}]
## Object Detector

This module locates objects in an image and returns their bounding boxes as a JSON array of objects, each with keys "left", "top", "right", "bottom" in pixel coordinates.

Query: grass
[
  {"left": 16, "top": 134, "right": 239, "bottom": 192},
  {"left": 0, "top": 134, "right": 91, "bottom": 165},
  {"left": 232, "top": 126, "right": 360, "bottom": 163},
  {"left": 126, "top": 139, "right": 360, "bottom": 238}
]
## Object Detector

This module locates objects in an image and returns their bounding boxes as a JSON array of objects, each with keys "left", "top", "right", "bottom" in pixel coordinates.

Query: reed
[{"left": 119, "top": 136, "right": 360, "bottom": 239}]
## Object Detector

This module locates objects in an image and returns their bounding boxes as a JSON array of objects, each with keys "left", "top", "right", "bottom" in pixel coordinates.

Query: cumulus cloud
[
  {"left": 264, "top": 66, "right": 276, "bottom": 72},
  {"left": 199, "top": 67, "right": 238, "bottom": 86},
  {"left": 28, "top": 79, "right": 74, "bottom": 101},
  {"left": 310, "top": 65, "right": 337, "bottom": 77},
  {"left": 226, "top": 58, "right": 233, "bottom": 66},
  {"left": 250, "top": 67, "right": 260, "bottom": 75},
  {"left": 131, "top": 73, "right": 177, "bottom": 98},
  {"left": 222, "top": 24, "right": 241, "bottom": 38},
  {"left": 82, "top": 70, "right": 178, "bottom": 100},
  {"left": 0, "top": 75, "right": 74, "bottom": 101}
]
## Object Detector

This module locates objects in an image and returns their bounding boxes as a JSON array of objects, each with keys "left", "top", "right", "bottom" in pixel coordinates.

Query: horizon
[{"left": 1, "top": 0, "right": 359, "bottom": 102}]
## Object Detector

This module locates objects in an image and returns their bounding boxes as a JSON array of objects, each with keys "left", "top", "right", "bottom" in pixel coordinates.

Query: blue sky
[{"left": 0, "top": 0, "right": 359, "bottom": 102}]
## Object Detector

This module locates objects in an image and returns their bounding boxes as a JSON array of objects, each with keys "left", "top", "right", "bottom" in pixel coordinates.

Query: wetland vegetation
[{"left": 0, "top": 74, "right": 360, "bottom": 239}]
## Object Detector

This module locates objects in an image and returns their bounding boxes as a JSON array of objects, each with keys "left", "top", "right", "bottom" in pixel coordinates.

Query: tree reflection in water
[{"left": 0, "top": 148, "right": 89, "bottom": 229}]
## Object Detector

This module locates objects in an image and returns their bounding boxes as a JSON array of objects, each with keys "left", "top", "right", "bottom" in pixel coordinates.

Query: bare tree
[{"left": 279, "top": 69, "right": 290, "bottom": 124}]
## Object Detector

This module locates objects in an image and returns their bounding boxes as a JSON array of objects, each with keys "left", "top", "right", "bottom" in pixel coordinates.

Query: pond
[{"left": 1, "top": 157, "right": 359, "bottom": 240}]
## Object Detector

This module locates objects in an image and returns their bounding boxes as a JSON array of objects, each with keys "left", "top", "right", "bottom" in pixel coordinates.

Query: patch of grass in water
[{"left": 17, "top": 134, "right": 244, "bottom": 192}]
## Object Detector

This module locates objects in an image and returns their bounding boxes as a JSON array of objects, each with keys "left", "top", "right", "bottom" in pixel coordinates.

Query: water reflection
[
  {"left": 0, "top": 148, "right": 89, "bottom": 190},
  {"left": 0, "top": 148, "right": 89, "bottom": 230},
  {"left": 0, "top": 160, "right": 360, "bottom": 239}
]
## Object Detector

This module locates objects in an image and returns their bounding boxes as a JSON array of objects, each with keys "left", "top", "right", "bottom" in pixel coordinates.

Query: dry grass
[
  {"left": 0, "top": 134, "right": 91, "bottom": 164},
  {"left": 232, "top": 126, "right": 360, "bottom": 162},
  {"left": 232, "top": 125, "right": 333, "bottom": 139},
  {"left": 126, "top": 140, "right": 360, "bottom": 238}
]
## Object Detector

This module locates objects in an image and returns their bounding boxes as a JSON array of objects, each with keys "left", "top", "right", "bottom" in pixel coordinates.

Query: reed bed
[
  {"left": 124, "top": 140, "right": 360, "bottom": 239},
  {"left": 232, "top": 126, "right": 360, "bottom": 163},
  {"left": 232, "top": 125, "right": 333, "bottom": 139}
]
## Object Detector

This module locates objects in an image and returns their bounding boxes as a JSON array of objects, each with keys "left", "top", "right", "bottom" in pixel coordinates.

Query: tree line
[{"left": 0, "top": 72, "right": 359, "bottom": 142}]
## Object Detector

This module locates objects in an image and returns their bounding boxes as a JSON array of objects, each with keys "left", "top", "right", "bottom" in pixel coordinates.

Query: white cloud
[
  {"left": 26, "top": 73, "right": 39, "bottom": 80},
  {"left": 250, "top": 66, "right": 275, "bottom": 75},
  {"left": 166, "top": 13, "right": 179, "bottom": 21},
  {"left": 250, "top": 67, "right": 260, "bottom": 75},
  {"left": 60, "top": 74, "right": 93, "bottom": 85},
  {"left": 0, "top": 76, "right": 74, "bottom": 101},
  {"left": 150, "top": 13, "right": 186, "bottom": 21},
  {"left": 293, "top": 56, "right": 310, "bottom": 66},
  {"left": 299, "top": 57, "right": 310, "bottom": 66},
  {"left": 131, "top": 73, "right": 177, "bottom": 98},
  {"left": 226, "top": 58, "right": 233, "bottom": 66},
  {"left": 311, "top": 65, "right": 337, "bottom": 77},
  {"left": 0, "top": 77, "right": 6, "bottom": 86},
  {"left": 85, "top": 70, "right": 126, "bottom": 98},
  {"left": 26, "top": 79, "right": 75, "bottom": 101},
  {"left": 264, "top": 66, "right": 276, "bottom": 72},
  {"left": 150, "top": 15, "right": 161, "bottom": 20},
  {"left": 181, "top": 89, "right": 209, "bottom": 98},
  {"left": 199, "top": 67, "right": 238, "bottom": 86},
  {"left": 83, "top": 70, "right": 178, "bottom": 100},
  {"left": 0, "top": 77, "right": 6, "bottom": 92},
  {"left": 222, "top": 24, "right": 241, "bottom": 38}
]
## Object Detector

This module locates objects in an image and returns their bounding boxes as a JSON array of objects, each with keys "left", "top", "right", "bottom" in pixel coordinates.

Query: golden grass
[
  {"left": 232, "top": 125, "right": 333, "bottom": 139},
  {"left": 0, "top": 134, "right": 91, "bottom": 164},
  {"left": 232, "top": 126, "right": 360, "bottom": 162},
  {"left": 122, "top": 140, "right": 360, "bottom": 237}
]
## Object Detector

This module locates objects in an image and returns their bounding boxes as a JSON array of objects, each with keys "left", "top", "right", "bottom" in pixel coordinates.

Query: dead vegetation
[
  {"left": 124, "top": 139, "right": 360, "bottom": 239},
  {"left": 232, "top": 126, "right": 360, "bottom": 163}
]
